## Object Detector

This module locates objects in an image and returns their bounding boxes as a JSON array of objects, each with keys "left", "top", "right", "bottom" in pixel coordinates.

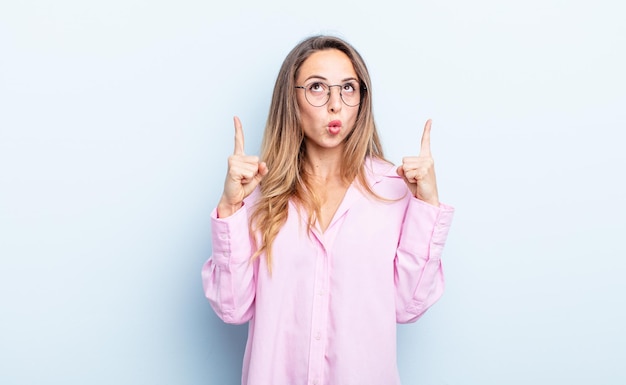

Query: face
[{"left": 295, "top": 49, "right": 360, "bottom": 154}]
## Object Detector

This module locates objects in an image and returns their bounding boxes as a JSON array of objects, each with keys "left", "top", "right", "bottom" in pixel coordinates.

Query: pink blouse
[{"left": 202, "top": 158, "right": 455, "bottom": 385}]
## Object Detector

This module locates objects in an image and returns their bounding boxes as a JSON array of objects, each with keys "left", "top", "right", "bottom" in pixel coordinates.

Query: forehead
[{"left": 297, "top": 49, "right": 357, "bottom": 82}]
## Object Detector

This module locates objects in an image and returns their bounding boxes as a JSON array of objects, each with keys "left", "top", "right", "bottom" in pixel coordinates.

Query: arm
[
  {"left": 395, "top": 198, "right": 454, "bottom": 323},
  {"left": 201, "top": 204, "right": 256, "bottom": 324},
  {"left": 202, "top": 116, "right": 267, "bottom": 324},
  {"left": 394, "top": 119, "right": 454, "bottom": 322}
]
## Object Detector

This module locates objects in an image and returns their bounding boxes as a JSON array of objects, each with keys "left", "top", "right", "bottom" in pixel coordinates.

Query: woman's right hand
[{"left": 217, "top": 116, "right": 268, "bottom": 218}]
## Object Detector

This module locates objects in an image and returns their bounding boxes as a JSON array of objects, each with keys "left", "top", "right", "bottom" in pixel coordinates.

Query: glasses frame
[{"left": 295, "top": 82, "right": 366, "bottom": 107}]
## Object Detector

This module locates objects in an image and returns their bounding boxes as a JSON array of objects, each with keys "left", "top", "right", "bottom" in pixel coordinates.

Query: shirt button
[
  {"left": 314, "top": 332, "right": 321, "bottom": 340},
  {"left": 312, "top": 380, "right": 319, "bottom": 385}
]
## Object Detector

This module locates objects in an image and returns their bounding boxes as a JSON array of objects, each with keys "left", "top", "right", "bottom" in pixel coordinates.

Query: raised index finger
[
  {"left": 419, "top": 119, "right": 432, "bottom": 156},
  {"left": 233, "top": 116, "right": 245, "bottom": 155}
]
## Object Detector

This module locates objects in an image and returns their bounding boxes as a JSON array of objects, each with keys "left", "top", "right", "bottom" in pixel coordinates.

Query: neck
[{"left": 304, "top": 148, "right": 343, "bottom": 181}]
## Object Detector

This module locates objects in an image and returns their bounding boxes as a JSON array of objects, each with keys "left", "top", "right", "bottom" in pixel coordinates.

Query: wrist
[{"left": 217, "top": 199, "right": 243, "bottom": 218}]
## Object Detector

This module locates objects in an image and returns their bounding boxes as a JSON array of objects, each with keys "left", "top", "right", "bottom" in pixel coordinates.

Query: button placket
[
  {"left": 307, "top": 243, "right": 329, "bottom": 385},
  {"left": 306, "top": 208, "right": 345, "bottom": 385}
]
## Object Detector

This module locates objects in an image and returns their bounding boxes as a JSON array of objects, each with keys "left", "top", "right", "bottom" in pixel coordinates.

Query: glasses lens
[
  {"left": 305, "top": 83, "right": 329, "bottom": 107},
  {"left": 340, "top": 83, "right": 360, "bottom": 107}
]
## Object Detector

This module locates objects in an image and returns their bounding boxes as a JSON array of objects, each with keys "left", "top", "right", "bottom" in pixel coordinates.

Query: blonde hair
[{"left": 249, "top": 35, "right": 386, "bottom": 270}]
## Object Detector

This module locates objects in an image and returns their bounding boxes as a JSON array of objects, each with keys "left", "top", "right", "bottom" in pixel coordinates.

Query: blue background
[{"left": 2, "top": 1, "right": 625, "bottom": 384}]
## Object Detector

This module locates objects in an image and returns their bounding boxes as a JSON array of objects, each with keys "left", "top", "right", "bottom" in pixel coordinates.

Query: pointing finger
[
  {"left": 419, "top": 119, "right": 432, "bottom": 157},
  {"left": 233, "top": 116, "right": 245, "bottom": 155}
]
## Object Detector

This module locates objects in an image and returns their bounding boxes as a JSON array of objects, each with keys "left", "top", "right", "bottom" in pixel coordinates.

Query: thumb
[
  {"left": 258, "top": 162, "right": 269, "bottom": 178},
  {"left": 251, "top": 162, "right": 268, "bottom": 185}
]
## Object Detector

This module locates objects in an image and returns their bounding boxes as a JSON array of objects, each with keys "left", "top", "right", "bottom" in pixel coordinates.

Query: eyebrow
[{"left": 303, "top": 75, "right": 359, "bottom": 83}]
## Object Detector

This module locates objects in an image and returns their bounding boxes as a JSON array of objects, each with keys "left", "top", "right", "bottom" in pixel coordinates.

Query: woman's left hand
[{"left": 396, "top": 119, "right": 440, "bottom": 207}]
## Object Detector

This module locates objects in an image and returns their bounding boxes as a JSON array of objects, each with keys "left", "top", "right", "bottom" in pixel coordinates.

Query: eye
[
  {"left": 342, "top": 82, "right": 357, "bottom": 93},
  {"left": 307, "top": 82, "right": 327, "bottom": 94}
]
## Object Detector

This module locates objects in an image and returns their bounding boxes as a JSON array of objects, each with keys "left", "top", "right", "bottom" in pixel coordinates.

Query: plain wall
[{"left": 1, "top": 1, "right": 625, "bottom": 384}]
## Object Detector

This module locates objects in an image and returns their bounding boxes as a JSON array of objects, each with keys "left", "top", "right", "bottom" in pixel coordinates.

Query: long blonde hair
[{"left": 250, "top": 35, "right": 386, "bottom": 270}]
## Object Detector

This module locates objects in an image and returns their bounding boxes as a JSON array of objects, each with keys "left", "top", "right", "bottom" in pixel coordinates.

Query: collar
[{"left": 364, "top": 156, "right": 398, "bottom": 188}]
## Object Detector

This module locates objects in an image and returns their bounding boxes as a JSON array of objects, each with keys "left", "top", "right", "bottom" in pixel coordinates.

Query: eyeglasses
[{"left": 295, "top": 81, "right": 364, "bottom": 107}]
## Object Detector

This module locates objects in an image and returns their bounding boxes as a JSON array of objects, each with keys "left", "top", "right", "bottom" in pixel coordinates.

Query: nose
[{"left": 327, "top": 85, "right": 342, "bottom": 112}]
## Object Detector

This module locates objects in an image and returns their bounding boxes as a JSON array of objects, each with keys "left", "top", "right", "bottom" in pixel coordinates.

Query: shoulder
[{"left": 365, "top": 156, "right": 394, "bottom": 174}]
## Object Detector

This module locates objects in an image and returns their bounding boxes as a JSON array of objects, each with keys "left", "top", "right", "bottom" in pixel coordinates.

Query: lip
[
  {"left": 328, "top": 120, "right": 342, "bottom": 128},
  {"left": 328, "top": 120, "right": 342, "bottom": 135}
]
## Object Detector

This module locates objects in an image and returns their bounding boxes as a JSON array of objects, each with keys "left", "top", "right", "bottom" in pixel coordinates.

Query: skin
[
  {"left": 217, "top": 49, "right": 440, "bottom": 220},
  {"left": 295, "top": 49, "right": 359, "bottom": 161},
  {"left": 396, "top": 119, "right": 440, "bottom": 207},
  {"left": 293, "top": 49, "right": 361, "bottom": 230},
  {"left": 217, "top": 116, "right": 267, "bottom": 218}
]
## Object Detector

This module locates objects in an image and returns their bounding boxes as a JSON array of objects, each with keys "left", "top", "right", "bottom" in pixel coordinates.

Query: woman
[{"left": 202, "top": 35, "right": 454, "bottom": 385}]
